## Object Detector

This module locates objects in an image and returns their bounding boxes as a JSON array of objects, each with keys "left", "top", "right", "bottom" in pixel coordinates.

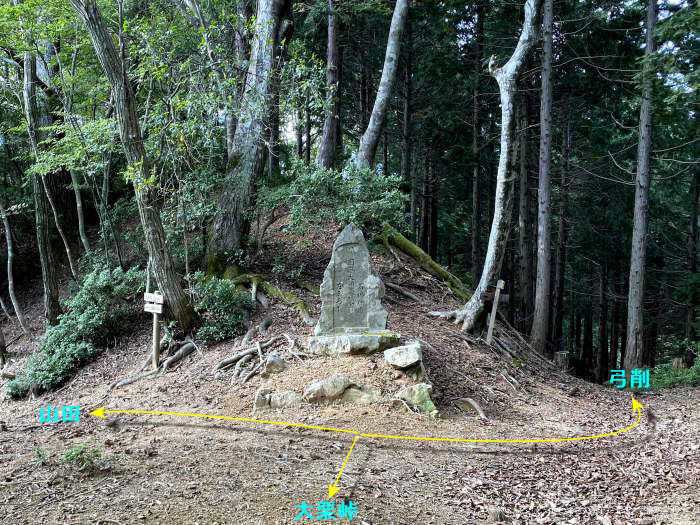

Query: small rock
[
  {"left": 341, "top": 385, "right": 381, "bottom": 404},
  {"left": 264, "top": 352, "right": 287, "bottom": 374},
  {"left": 384, "top": 341, "right": 422, "bottom": 369},
  {"left": 395, "top": 383, "right": 438, "bottom": 416},
  {"left": 254, "top": 387, "right": 274, "bottom": 408},
  {"left": 303, "top": 374, "right": 352, "bottom": 403},
  {"left": 269, "top": 390, "right": 302, "bottom": 408}
]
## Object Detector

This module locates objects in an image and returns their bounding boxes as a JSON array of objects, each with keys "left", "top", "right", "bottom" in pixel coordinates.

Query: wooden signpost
[
  {"left": 144, "top": 291, "right": 164, "bottom": 369},
  {"left": 486, "top": 279, "right": 505, "bottom": 346}
]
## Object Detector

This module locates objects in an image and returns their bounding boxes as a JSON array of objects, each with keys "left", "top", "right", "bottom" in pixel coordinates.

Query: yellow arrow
[
  {"left": 90, "top": 397, "right": 643, "bottom": 444},
  {"left": 328, "top": 434, "right": 360, "bottom": 499}
]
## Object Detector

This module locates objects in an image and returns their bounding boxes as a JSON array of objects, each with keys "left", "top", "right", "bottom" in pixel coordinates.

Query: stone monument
[{"left": 308, "top": 224, "right": 399, "bottom": 355}]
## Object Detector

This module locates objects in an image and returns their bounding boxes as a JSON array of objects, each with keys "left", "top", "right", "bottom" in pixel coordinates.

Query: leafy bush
[
  {"left": 257, "top": 158, "right": 406, "bottom": 236},
  {"left": 190, "top": 272, "right": 253, "bottom": 344},
  {"left": 5, "top": 266, "right": 144, "bottom": 399}
]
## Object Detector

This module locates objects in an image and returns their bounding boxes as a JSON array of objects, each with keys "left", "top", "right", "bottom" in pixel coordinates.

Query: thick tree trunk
[
  {"left": 596, "top": 264, "right": 608, "bottom": 383},
  {"left": 624, "top": 0, "right": 656, "bottom": 372},
  {"left": 471, "top": 2, "right": 484, "bottom": 281},
  {"left": 355, "top": 0, "right": 409, "bottom": 169},
  {"left": 23, "top": 50, "right": 62, "bottom": 325},
  {"left": 318, "top": 0, "right": 340, "bottom": 169},
  {"left": 518, "top": 99, "right": 533, "bottom": 331},
  {"left": 530, "top": 0, "right": 554, "bottom": 353},
  {"left": 70, "top": 0, "right": 195, "bottom": 331},
  {"left": 205, "top": 0, "right": 289, "bottom": 273},
  {"left": 437, "top": 0, "right": 543, "bottom": 331},
  {"left": 687, "top": 169, "right": 698, "bottom": 340},
  {"left": 0, "top": 201, "right": 29, "bottom": 334}
]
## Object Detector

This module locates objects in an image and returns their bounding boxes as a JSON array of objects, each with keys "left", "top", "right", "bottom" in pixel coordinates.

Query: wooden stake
[
  {"left": 152, "top": 309, "right": 160, "bottom": 370},
  {"left": 486, "top": 280, "right": 505, "bottom": 345}
]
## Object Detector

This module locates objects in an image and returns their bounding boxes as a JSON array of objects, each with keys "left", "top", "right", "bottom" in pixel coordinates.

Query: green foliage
[
  {"left": 63, "top": 443, "right": 113, "bottom": 474},
  {"left": 258, "top": 159, "right": 406, "bottom": 235},
  {"left": 190, "top": 272, "right": 253, "bottom": 344},
  {"left": 271, "top": 253, "right": 306, "bottom": 282},
  {"left": 5, "top": 267, "right": 144, "bottom": 399},
  {"left": 650, "top": 360, "right": 700, "bottom": 389}
]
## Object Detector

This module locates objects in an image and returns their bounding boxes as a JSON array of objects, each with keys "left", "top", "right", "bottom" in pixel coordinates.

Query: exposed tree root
[
  {"left": 380, "top": 223, "right": 471, "bottom": 302},
  {"left": 214, "top": 332, "right": 298, "bottom": 384},
  {"left": 232, "top": 274, "right": 315, "bottom": 326},
  {"left": 109, "top": 341, "right": 196, "bottom": 391},
  {"left": 385, "top": 282, "right": 419, "bottom": 302}
]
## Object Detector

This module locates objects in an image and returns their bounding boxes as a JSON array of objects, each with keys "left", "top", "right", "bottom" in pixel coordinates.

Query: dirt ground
[{"left": 1, "top": 227, "right": 699, "bottom": 524}]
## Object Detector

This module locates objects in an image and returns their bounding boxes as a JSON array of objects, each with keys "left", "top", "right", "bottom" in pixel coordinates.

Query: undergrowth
[
  {"left": 63, "top": 443, "right": 114, "bottom": 474},
  {"left": 5, "top": 266, "right": 144, "bottom": 399},
  {"left": 650, "top": 360, "right": 700, "bottom": 389},
  {"left": 190, "top": 272, "right": 253, "bottom": 344}
]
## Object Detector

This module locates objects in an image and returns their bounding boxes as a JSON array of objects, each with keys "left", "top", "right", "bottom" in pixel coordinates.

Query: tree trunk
[
  {"left": 70, "top": 169, "right": 92, "bottom": 254},
  {"left": 518, "top": 99, "right": 533, "bottom": 331},
  {"left": 438, "top": 0, "right": 543, "bottom": 331},
  {"left": 530, "top": 0, "right": 554, "bottom": 354},
  {"left": 318, "top": 0, "right": 340, "bottom": 169},
  {"left": 355, "top": 0, "right": 409, "bottom": 169},
  {"left": 0, "top": 201, "right": 29, "bottom": 334},
  {"left": 400, "top": 16, "right": 412, "bottom": 215},
  {"left": 296, "top": 108, "right": 304, "bottom": 158},
  {"left": 609, "top": 275, "right": 621, "bottom": 369},
  {"left": 550, "top": 117, "right": 570, "bottom": 353},
  {"left": 687, "top": 169, "right": 698, "bottom": 340},
  {"left": 205, "top": 0, "right": 289, "bottom": 273},
  {"left": 304, "top": 104, "right": 311, "bottom": 165},
  {"left": 70, "top": 0, "right": 195, "bottom": 331},
  {"left": 471, "top": 2, "right": 484, "bottom": 281},
  {"left": 23, "top": 50, "right": 62, "bottom": 325},
  {"left": 597, "top": 264, "right": 608, "bottom": 383},
  {"left": 624, "top": 0, "right": 656, "bottom": 372},
  {"left": 582, "top": 303, "right": 593, "bottom": 379}
]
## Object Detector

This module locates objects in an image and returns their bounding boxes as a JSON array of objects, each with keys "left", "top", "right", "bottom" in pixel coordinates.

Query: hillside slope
[{"left": 1, "top": 225, "right": 698, "bottom": 524}]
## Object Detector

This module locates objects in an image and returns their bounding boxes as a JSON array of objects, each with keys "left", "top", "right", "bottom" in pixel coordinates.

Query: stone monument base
[{"left": 308, "top": 330, "right": 400, "bottom": 356}]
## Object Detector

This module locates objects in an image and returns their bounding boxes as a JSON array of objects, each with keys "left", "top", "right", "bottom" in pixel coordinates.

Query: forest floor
[{"left": 1, "top": 224, "right": 699, "bottom": 525}]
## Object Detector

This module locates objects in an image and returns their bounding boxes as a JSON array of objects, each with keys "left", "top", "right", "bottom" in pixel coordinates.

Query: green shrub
[
  {"left": 650, "top": 359, "right": 700, "bottom": 389},
  {"left": 5, "top": 266, "right": 144, "bottom": 399},
  {"left": 63, "top": 443, "right": 113, "bottom": 474},
  {"left": 257, "top": 158, "right": 406, "bottom": 236},
  {"left": 190, "top": 272, "right": 253, "bottom": 344}
]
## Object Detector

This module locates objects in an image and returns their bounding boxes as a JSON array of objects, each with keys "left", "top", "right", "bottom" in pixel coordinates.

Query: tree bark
[
  {"left": 471, "top": 2, "right": 484, "bottom": 281},
  {"left": 318, "top": 0, "right": 340, "bottom": 169},
  {"left": 624, "top": 0, "right": 656, "bottom": 372},
  {"left": 70, "top": 0, "right": 195, "bottom": 331},
  {"left": 518, "top": 99, "right": 533, "bottom": 330},
  {"left": 304, "top": 104, "right": 311, "bottom": 165},
  {"left": 582, "top": 302, "right": 593, "bottom": 379},
  {"left": 436, "top": 0, "right": 543, "bottom": 331},
  {"left": 355, "top": 0, "right": 409, "bottom": 169},
  {"left": 687, "top": 169, "right": 698, "bottom": 340},
  {"left": 0, "top": 201, "right": 29, "bottom": 334},
  {"left": 550, "top": 117, "right": 570, "bottom": 353},
  {"left": 530, "top": 0, "right": 554, "bottom": 354},
  {"left": 205, "top": 0, "right": 290, "bottom": 273},
  {"left": 609, "top": 275, "right": 621, "bottom": 369},
  {"left": 23, "top": 50, "right": 62, "bottom": 325}
]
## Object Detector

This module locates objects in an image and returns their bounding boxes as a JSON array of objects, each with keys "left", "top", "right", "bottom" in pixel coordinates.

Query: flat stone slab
[
  {"left": 384, "top": 341, "right": 422, "bottom": 369},
  {"left": 308, "top": 331, "right": 400, "bottom": 356}
]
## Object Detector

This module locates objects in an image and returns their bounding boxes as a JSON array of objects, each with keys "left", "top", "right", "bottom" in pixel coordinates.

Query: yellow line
[
  {"left": 103, "top": 410, "right": 358, "bottom": 435},
  {"left": 333, "top": 434, "right": 360, "bottom": 487},
  {"left": 102, "top": 409, "right": 642, "bottom": 444},
  {"left": 359, "top": 412, "right": 642, "bottom": 443}
]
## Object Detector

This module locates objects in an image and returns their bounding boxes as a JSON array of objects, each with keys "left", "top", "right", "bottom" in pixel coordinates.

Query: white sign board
[
  {"left": 144, "top": 303, "right": 163, "bottom": 314},
  {"left": 144, "top": 292, "right": 165, "bottom": 304}
]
